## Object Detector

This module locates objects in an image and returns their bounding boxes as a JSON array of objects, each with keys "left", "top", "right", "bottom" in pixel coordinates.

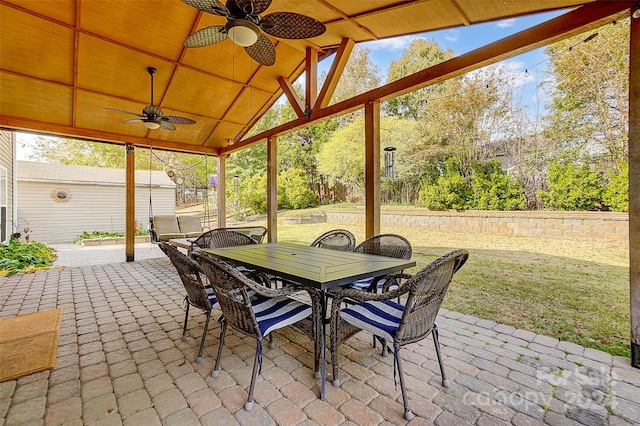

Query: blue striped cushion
[
  {"left": 204, "top": 285, "right": 219, "bottom": 309},
  {"left": 340, "top": 300, "right": 404, "bottom": 343},
  {"left": 347, "top": 277, "right": 398, "bottom": 292},
  {"left": 252, "top": 296, "right": 312, "bottom": 337}
]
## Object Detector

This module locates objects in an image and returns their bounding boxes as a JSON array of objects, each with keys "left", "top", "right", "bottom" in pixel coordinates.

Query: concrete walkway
[
  {"left": 50, "top": 242, "right": 165, "bottom": 267},
  {"left": 1, "top": 251, "right": 639, "bottom": 425}
]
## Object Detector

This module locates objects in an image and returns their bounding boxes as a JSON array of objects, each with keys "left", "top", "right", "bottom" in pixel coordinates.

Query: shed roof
[{"left": 17, "top": 161, "right": 176, "bottom": 187}]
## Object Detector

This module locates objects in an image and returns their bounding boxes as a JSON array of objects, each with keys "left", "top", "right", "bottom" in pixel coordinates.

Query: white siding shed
[
  {"left": 0, "top": 131, "right": 15, "bottom": 242},
  {"left": 17, "top": 161, "right": 176, "bottom": 243}
]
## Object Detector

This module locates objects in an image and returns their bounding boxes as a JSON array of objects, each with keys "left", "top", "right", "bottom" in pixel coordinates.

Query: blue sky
[{"left": 320, "top": 9, "right": 567, "bottom": 114}]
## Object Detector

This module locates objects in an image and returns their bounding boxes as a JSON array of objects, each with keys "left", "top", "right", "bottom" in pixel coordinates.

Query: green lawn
[{"left": 240, "top": 214, "right": 630, "bottom": 357}]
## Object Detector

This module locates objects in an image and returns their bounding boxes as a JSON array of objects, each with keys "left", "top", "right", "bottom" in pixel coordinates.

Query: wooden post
[
  {"left": 629, "top": 11, "right": 639, "bottom": 368},
  {"left": 364, "top": 100, "right": 381, "bottom": 238},
  {"left": 266, "top": 136, "right": 277, "bottom": 242},
  {"left": 125, "top": 143, "right": 135, "bottom": 262},
  {"left": 306, "top": 47, "right": 318, "bottom": 110},
  {"left": 217, "top": 156, "right": 226, "bottom": 228}
]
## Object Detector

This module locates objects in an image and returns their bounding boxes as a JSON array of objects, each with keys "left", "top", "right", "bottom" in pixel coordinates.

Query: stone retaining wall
[{"left": 325, "top": 210, "right": 629, "bottom": 242}]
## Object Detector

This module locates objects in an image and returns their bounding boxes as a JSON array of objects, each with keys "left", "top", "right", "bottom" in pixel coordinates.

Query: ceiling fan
[
  {"left": 181, "top": 0, "right": 326, "bottom": 66},
  {"left": 105, "top": 67, "right": 196, "bottom": 131}
]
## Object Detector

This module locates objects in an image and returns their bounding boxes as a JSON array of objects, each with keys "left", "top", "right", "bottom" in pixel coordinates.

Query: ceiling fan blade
[
  {"left": 122, "top": 119, "right": 144, "bottom": 124},
  {"left": 159, "top": 121, "right": 177, "bottom": 131},
  {"left": 260, "top": 12, "right": 326, "bottom": 39},
  {"left": 181, "top": 0, "right": 229, "bottom": 16},
  {"left": 244, "top": 33, "right": 275, "bottom": 66},
  {"left": 185, "top": 26, "right": 228, "bottom": 48},
  {"left": 234, "top": 0, "right": 271, "bottom": 15},
  {"left": 163, "top": 116, "right": 196, "bottom": 125},
  {"left": 104, "top": 107, "right": 145, "bottom": 118}
]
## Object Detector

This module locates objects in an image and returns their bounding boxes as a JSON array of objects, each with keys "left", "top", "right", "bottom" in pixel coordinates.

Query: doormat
[{"left": 0, "top": 309, "right": 63, "bottom": 382}]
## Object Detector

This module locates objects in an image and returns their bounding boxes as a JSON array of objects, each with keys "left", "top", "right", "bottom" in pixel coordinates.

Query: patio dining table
[{"left": 201, "top": 241, "right": 416, "bottom": 400}]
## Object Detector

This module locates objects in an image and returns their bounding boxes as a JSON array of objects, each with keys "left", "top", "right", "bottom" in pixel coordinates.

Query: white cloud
[
  {"left": 496, "top": 18, "right": 517, "bottom": 28},
  {"left": 444, "top": 29, "right": 459, "bottom": 42},
  {"left": 363, "top": 35, "right": 417, "bottom": 51}
]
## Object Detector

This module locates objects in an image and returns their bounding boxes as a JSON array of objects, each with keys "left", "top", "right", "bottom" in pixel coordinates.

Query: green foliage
[
  {"left": 0, "top": 236, "right": 57, "bottom": 276},
  {"left": 384, "top": 39, "right": 454, "bottom": 120},
  {"left": 73, "top": 222, "right": 151, "bottom": 244},
  {"left": 239, "top": 174, "right": 268, "bottom": 214},
  {"left": 419, "top": 159, "right": 472, "bottom": 210},
  {"left": 278, "top": 168, "right": 318, "bottom": 210},
  {"left": 537, "top": 162, "right": 604, "bottom": 210},
  {"left": 603, "top": 161, "right": 628, "bottom": 212},
  {"left": 238, "top": 168, "right": 318, "bottom": 215},
  {"left": 470, "top": 161, "right": 526, "bottom": 210}
]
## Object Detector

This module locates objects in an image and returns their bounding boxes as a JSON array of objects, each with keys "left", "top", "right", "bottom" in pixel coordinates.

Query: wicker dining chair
[
  {"left": 193, "top": 252, "right": 321, "bottom": 411},
  {"left": 159, "top": 242, "right": 219, "bottom": 363},
  {"left": 347, "top": 234, "right": 413, "bottom": 292},
  {"left": 329, "top": 249, "right": 469, "bottom": 421},
  {"left": 189, "top": 228, "right": 259, "bottom": 253},
  {"left": 310, "top": 229, "right": 356, "bottom": 251}
]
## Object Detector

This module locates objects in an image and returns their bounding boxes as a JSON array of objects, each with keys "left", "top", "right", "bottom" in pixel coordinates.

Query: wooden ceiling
[{"left": 0, "top": 0, "right": 629, "bottom": 155}]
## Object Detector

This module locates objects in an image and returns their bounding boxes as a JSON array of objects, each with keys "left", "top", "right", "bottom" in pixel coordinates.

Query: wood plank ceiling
[{"left": 0, "top": 0, "right": 616, "bottom": 155}]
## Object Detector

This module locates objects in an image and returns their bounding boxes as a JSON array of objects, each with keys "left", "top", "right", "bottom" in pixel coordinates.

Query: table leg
[{"left": 320, "top": 290, "right": 326, "bottom": 400}]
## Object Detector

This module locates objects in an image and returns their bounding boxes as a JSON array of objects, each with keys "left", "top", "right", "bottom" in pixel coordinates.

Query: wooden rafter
[
  {"left": 279, "top": 76, "right": 305, "bottom": 118},
  {"left": 315, "top": 38, "right": 355, "bottom": 109}
]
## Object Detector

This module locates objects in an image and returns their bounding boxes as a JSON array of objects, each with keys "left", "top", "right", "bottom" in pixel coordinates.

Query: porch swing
[{"left": 147, "top": 147, "right": 212, "bottom": 242}]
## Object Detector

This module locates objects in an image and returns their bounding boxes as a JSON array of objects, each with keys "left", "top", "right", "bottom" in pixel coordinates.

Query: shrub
[
  {"left": 603, "top": 161, "right": 628, "bottom": 212},
  {"left": 0, "top": 236, "right": 57, "bottom": 276},
  {"left": 537, "top": 162, "right": 604, "bottom": 210},
  {"left": 419, "top": 159, "right": 472, "bottom": 210},
  {"left": 470, "top": 160, "right": 526, "bottom": 210},
  {"left": 279, "top": 168, "right": 318, "bottom": 210}
]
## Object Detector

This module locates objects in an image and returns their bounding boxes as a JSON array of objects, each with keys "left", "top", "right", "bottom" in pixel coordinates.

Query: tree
[
  {"left": 317, "top": 116, "right": 419, "bottom": 202},
  {"left": 537, "top": 162, "right": 604, "bottom": 211},
  {"left": 543, "top": 20, "right": 629, "bottom": 171},
  {"left": 27, "top": 136, "right": 146, "bottom": 168},
  {"left": 330, "top": 45, "right": 382, "bottom": 105},
  {"left": 384, "top": 39, "right": 454, "bottom": 120},
  {"left": 412, "top": 64, "right": 531, "bottom": 181}
]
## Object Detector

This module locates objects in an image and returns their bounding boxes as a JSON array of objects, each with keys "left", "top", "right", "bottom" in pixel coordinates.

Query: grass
[{"left": 237, "top": 212, "right": 630, "bottom": 357}]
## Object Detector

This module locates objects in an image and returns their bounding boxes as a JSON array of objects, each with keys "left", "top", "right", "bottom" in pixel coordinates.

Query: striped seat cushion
[
  {"left": 340, "top": 300, "right": 404, "bottom": 343},
  {"left": 252, "top": 296, "right": 312, "bottom": 337},
  {"left": 203, "top": 285, "right": 220, "bottom": 309},
  {"left": 347, "top": 277, "right": 398, "bottom": 293}
]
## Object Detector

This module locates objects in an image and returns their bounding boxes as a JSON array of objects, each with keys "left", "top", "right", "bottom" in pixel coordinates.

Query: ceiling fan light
[
  {"left": 226, "top": 19, "right": 259, "bottom": 47},
  {"left": 144, "top": 121, "right": 161, "bottom": 130}
]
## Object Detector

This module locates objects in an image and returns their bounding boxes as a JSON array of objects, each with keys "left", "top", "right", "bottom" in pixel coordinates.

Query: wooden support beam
[
  {"left": 217, "top": 156, "right": 226, "bottom": 228},
  {"left": 223, "top": 1, "right": 633, "bottom": 155},
  {"left": 629, "top": 11, "right": 639, "bottom": 368},
  {"left": 278, "top": 76, "right": 305, "bottom": 118},
  {"left": 0, "top": 116, "right": 222, "bottom": 156},
  {"left": 125, "top": 143, "right": 135, "bottom": 262},
  {"left": 266, "top": 136, "right": 278, "bottom": 242},
  {"left": 364, "top": 100, "right": 380, "bottom": 238},
  {"left": 315, "top": 38, "right": 355, "bottom": 109},
  {"left": 306, "top": 47, "right": 318, "bottom": 112}
]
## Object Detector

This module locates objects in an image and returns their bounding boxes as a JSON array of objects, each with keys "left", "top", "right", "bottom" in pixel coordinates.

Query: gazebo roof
[{"left": 0, "top": 0, "right": 632, "bottom": 155}]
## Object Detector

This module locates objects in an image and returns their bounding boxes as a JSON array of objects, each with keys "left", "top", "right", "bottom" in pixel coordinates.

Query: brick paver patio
[{"left": 1, "top": 254, "right": 639, "bottom": 425}]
